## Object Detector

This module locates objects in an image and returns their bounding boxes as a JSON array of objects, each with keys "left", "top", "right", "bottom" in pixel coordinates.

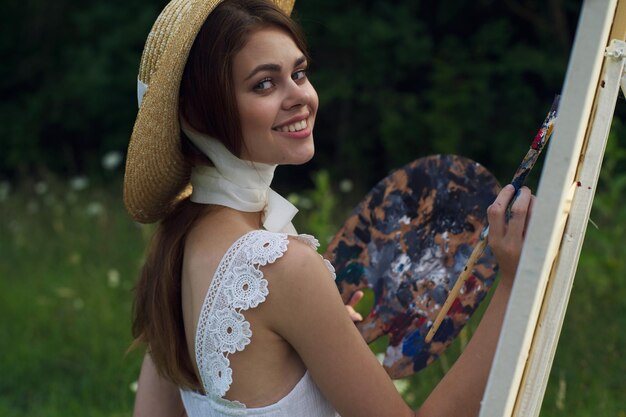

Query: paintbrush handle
[
  {"left": 425, "top": 238, "right": 488, "bottom": 343},
  {"left": 510, "top": 95, "right": 560, "bottom": 191}
]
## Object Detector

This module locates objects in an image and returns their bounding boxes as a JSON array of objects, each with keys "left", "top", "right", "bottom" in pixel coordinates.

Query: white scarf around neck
[{"left": 181, "top": 120, "right": 298, "bottom": 234}]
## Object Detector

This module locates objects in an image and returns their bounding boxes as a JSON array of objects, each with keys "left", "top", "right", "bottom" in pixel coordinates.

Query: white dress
[{"left": 180, "top": 230, "right": 340, "bottom": 417}]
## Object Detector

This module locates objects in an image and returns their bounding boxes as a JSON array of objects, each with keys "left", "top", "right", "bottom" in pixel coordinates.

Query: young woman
[{"left": 125, "top": 0, "right": 535, "bottom": 416}]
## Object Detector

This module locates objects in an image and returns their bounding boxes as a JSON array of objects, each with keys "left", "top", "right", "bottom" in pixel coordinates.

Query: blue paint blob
[
  {"left": 428, "top": 285, "right": 447, "bottom": 305},
  {"left": 402, "top": 329, "right": 425, "bottom": 357},
  {"left": 337, "top": 263, "right": 365, "bottom": 286},
  {"left": 412, "top": 350, "right": 431, "bottom": 372}
]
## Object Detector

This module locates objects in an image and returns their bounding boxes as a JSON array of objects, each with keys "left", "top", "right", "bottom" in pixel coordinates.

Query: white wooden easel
[{"left": 479, "top": 1, "right": 626, "bottom": 416}]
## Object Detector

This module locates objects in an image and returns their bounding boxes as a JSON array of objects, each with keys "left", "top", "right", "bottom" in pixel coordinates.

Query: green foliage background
[
  {"left": 1, "top": 0, "right": 600, "bottom": 185},
  {"left": 1, "top": 0, "right": 625, "bottom": 415}
]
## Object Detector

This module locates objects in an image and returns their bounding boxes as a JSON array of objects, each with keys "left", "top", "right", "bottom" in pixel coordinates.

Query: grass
[
  {"left": 0, "top": 154, "right": 625, "bottom": 416},
  {"left": 0, "top": 178, "right": 149, "bottom": 416}
]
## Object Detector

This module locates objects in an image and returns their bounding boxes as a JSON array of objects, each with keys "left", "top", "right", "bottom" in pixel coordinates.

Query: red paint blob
[
  {"left": 464, "top": 275, "right": 478, "bottom": 292},
  {"left": 531, "top": 132, "right": 543, "bottom": 150},
  {"left": 448, "top": 298, "right": 464, "bottom": 316}
]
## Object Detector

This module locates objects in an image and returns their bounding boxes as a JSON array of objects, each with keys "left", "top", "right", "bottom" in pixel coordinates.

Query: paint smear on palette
[{"left": 324, "top": 154, "right": 500, "bottom": 379}]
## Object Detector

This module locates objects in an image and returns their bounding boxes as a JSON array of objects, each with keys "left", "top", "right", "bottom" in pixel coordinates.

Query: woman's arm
[
  {"left": 133, "top": 352, "right": 186, "bottom": 417},
  {"left": 264, "top": 184, "right": 533, "bottom": 417},
  {"left": 418, "top": 185, "right": 532, "bottom": 416}
]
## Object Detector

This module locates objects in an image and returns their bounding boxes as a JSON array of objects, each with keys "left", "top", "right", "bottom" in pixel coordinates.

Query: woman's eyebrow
[
  {"left": 245, "top": 63, "right": 281, "bottom": 81},
  {"left": 294, "top": 55, "right": 306, "bottom": 67},
  {"left": 244, "top": 56, "right": 307, "bottom": 81}
]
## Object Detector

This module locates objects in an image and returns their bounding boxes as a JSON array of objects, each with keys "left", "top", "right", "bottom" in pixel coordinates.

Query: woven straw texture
[{"left": 125, "top": 0, "right": 295, "bottom": 223}]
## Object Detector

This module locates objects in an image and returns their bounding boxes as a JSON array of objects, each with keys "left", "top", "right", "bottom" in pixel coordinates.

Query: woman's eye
[
  {"left": 254, "top": 78, "right": 274, "bottom": 91},
  {"left": 292, "top": 69, "right": 307, "bottom": 81}
]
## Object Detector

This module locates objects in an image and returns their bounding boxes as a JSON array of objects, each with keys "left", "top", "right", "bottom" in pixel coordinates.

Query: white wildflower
[
  {"left": 0, "top": 181, "right": 10, "bottom": 202},
  {"left": 86, "top": 202, "right": 104, "bottom": 217},
  {"left": 34, "top": 181, "right": 48, "bottom": 195},
  {"left": 298, "top": 197, "right": 313, "bottom": 210},
  {"left": 339, "top": 179, "right": 353, "bottom": 193},
  {"left": 287, "top": 193, "right": 300, "bottom": 205},
  {"left": 69, "top": 176, "right": 89, "bottom": 191},
  {"left": 556, "top": 373, "right": 566, "bottom": 410},
  {"left": 102, "top": 151, "right": 123, "bottom": 171},
  {"left": 107, "top": 269, "right": 120, "bottom": 288}
]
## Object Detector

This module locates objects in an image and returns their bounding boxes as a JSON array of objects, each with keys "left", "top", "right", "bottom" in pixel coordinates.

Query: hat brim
[{"left": 124, "top": 0, "right": 295, "bottom": 223}]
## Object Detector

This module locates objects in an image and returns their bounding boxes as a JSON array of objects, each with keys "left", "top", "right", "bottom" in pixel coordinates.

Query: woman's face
[{"left": 232, "top": 27, "right": 318, "bottom": 165}]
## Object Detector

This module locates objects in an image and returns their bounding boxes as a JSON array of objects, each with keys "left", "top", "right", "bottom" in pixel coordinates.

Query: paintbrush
[{"left": 424, "top": 95, "right": 560, "bottom": 344}]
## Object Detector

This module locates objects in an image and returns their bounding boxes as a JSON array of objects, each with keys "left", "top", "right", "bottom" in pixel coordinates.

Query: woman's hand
[
  {"left": 487, "top": 184, "right": 535, "bottom": 284},
  {"left": 345, "top": 290, "right": 364, "bottom": 322}
]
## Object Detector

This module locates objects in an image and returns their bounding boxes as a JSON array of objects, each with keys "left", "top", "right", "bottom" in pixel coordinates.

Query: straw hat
[{"left": 124, "top": 0, "right": 296, "bottom": 223}]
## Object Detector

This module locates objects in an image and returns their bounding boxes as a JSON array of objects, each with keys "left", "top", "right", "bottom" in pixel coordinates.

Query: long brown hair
[{"left": 131, "top": 0, "right": 311, "bottom": 391}]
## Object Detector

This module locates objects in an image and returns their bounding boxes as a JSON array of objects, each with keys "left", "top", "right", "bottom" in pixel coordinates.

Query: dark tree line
[{"left": 1, "top": 0, "right": 591, "bottom": 192}]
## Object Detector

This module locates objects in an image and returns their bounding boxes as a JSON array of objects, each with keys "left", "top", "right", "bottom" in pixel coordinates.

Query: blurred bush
[{"left": 3, "top": 0, "right": 608, "bottom": 192}]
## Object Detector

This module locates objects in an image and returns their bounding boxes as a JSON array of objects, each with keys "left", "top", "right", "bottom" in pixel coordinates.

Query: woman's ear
[{"left": 181, "top": 131, "right": 214, "bottom": 167}]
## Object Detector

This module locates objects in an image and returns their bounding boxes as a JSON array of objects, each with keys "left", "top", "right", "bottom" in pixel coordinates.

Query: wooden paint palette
[{"left": 324, "top": 154, "right": 501, "bottom": 378}]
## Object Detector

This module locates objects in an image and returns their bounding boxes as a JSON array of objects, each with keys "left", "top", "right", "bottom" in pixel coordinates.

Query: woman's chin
[
  {"left": 294, "top": 153, "right": 314, "bottom": 165},
  {"left": 290, "top": 142, "right": 315, "bottom": 165}
]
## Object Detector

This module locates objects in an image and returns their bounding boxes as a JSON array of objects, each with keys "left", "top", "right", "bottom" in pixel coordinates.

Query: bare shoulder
[
  {"left": 260, "top": 235, "right": 336, "bottom": 302},
  {"left": 259, "top": 235, "right": 413, "bottom": 417},
  {"left": 264, "top": 235, "right": 327, "bottom": 273}
]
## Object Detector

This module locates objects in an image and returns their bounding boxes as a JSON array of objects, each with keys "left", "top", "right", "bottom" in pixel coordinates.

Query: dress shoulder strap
[{"left": 194, "top": 230, "right": 289, "bottom": 398}]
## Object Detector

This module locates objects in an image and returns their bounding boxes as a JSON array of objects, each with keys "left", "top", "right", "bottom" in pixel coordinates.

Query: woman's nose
[{"left": 282, "top": 80, "right": 311, "bottom": 110}]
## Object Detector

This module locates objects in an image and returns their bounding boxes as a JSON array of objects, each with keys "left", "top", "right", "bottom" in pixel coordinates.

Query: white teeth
[{"left": 276, "top": 119, "right": 307, "bottom": 133}]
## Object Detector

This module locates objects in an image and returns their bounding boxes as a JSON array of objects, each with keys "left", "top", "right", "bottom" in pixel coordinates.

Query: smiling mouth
[{"left": 273, "top": 118, "right": 308, "bottom": 133}]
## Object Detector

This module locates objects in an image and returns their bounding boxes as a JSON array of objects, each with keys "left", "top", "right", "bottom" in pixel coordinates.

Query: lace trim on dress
[
  {"left": 193, "top": 230, "right": 337, "bottom": 406},
  {"left": 292, "top": 234, "right": 337, "bottom": 279},
  {"left": 195, "top": 230, "right": 288, "bottom": 400}
]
